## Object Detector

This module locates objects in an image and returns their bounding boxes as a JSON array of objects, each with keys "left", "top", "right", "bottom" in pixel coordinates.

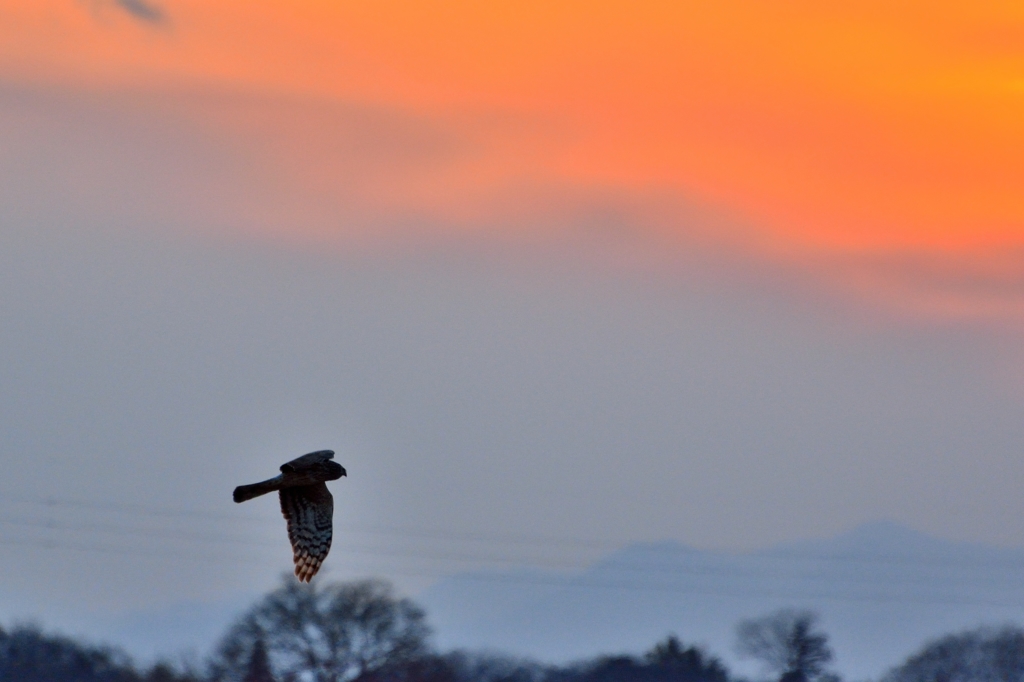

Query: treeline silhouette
[{"left": 3, "top": 577, "right": 1023, "bottom": 682}]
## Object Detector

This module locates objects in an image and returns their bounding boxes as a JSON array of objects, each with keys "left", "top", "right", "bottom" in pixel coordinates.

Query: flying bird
[{"left": 233, "top": 449, "right": 347, "bottom": 582}]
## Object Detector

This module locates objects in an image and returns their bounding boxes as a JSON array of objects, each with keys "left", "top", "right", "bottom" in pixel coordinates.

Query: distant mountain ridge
[{"left": 419, "top": 522, "right": 1024, "bottom": 681}]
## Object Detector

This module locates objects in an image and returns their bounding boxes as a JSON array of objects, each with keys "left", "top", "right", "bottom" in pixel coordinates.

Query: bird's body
[{"left": 233, "top": 449, "right": 346, "bottom": 581}]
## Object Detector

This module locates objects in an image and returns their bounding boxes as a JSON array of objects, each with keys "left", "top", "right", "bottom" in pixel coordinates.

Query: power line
[
  {"left": 1, "top": 494, "right": 619, "bottom": 550},
  {"left": 1, "top": 534, "right": 1023, "bottom": 610},
  {"left": 6, "top": 494, "right": 1024, "bottom": 579},
  {"left": 0, "top": 514, "right": 281, "bottom": 547},
  {"left": 4, "top": 504, "right": 1024, "bottom": 577},
  {"left": 0, "top": 517, "right": 587, "bottom": 569},
  {"left": 0, "top": 535, "right": 264, "bottom": 563},
  {"left": 6, "top": 510, "right": 1024, "bottom": 582},
  {"left": 3, "top": 515, "right": 1024, "bottom": 602},
  {"left": 445, "top": 571, "right": 1024, "bottom": 609}
]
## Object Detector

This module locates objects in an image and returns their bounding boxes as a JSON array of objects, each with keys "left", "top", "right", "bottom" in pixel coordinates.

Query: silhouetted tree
[
  {"left": 443, "top": 652, "right": 546, "bottom": 682},
  {"left": 736, "top": 610, "right": 834, "bottom": 682},
  {"left": 645, "top": 636, "right": 729, "bottom": 682},
  {"left": 208, "top": 577, "right": 430, "bottom": 682},
  {"left": 0, "top": 624, "right": 137, "bottom": 682},
  {"left": 142, "top": 661, "right": 204, "bottom": 682},
  {"left": 881, "top": 625, "right": 1024, "bottom": 682},
  {"left": 242, "top": 638, "right": 275, "bottom": 682},
  {"left": 579, "top": 656, "right": 646, "bottom": 682},
  {"left": 548, "top": 636, "right": 730, "bottom": 682},
  {"left": 352, "top": 653, "right": 462, "bottom": 682}
]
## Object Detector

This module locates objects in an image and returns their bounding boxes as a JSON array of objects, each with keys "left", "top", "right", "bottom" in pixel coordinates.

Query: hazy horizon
[{"left": 3, "top": 519, "right": 1023, "bottom": 682}]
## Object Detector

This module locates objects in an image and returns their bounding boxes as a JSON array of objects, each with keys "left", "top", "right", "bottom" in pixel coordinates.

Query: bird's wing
[
  {"left": 280, "top": 449, "right": 334, "bottom": 473},
  {"left": 279, "top": 483, "right": 334, "bottom": 582}
]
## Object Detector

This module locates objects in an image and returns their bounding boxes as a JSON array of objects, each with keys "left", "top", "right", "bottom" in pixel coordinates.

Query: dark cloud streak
[{"left": 114, "top": 0, "right": 166, "bottom": 25}]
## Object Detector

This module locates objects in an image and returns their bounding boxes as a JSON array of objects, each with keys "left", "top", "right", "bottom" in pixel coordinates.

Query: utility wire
[
  {"left": 3, "top": 504, "right": 1024, "bottom": 575},
  {"left": 6, "top": 512, "right": 1024, "bottom": 580},
  {"left": 5, "top": 494, "right": 1024, "bottom": 582},
  {"left": 1, "top": 534, "right": 1023, "bottom": 610},
  {"left": 3, "top": 516, "right": 1024, "bottom": 600},
  {"left": 2, "top": 494, "right": 619, "bottom": 549}
]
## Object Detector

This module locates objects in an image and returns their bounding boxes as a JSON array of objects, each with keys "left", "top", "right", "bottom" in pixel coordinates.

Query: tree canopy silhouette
[
  {"left": 547, "top": 636, "right": 728, "bottom": 682},
  {"left": 735, "top": 610, "right": 833, "bottom": 682},
  {"left": 0, "top": 624, "right": 198, "bottom": 682},
  {"left": 882, "top": 625, "right": 1024, "bottom": 682},
  {"left": 208, "top": 577, "right": 430, "bottom": 682},
  {"left": 645, "top": 635, "right": 728, "bottom": 682}
]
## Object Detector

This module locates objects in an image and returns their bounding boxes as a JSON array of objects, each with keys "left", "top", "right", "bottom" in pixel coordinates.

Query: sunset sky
[
  {"left": 4, "top": 0, "right": 1024, "bottom": 309},
  {"left": 2, "top": 1, "right": 1024, "bottom": 676}
]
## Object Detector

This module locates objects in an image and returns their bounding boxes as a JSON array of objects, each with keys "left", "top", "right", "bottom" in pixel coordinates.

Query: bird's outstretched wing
[
  {"left": 279, "top": 483, "right": 334, "bottom": 582},
  {"left": 280, "top": 449, "right": 335, "bottom": 473}
]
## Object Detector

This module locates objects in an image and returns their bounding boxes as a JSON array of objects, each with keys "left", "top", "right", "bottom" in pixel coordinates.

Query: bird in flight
[{"left": 233, "top": 449, "right": 347, "bottom": 582}]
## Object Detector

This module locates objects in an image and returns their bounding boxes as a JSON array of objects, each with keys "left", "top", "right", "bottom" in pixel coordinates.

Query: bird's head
[{"left": 326, "top": 461, "right": 347, "bottom": 480}]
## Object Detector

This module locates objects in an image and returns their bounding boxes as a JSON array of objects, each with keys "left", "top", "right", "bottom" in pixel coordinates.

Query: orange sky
[{"left": 3, "top": 0, "right": 1024, "bottom": 259}]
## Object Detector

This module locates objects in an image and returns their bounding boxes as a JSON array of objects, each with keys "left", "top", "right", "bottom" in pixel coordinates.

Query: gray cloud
[{"left": 114, "top": 0, "right": 166, "bottom": 24}]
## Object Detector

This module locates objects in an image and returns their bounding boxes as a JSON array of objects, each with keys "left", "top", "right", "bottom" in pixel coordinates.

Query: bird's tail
[{"left": 233, "top": 477, "right": 282, "bottom": 503}]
